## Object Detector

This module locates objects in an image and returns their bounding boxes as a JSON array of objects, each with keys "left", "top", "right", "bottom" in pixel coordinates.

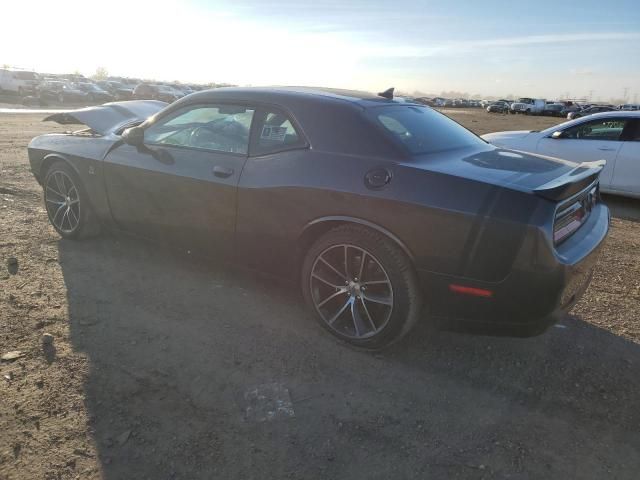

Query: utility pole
[
  {"left": 588, "top": 90, "right": 593, "bottom": 101},
  {"left": 623, "top": 87, "right": 629, "bottom": 102}
]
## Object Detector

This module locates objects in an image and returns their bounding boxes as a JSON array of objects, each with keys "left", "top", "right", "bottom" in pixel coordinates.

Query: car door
[
  {"left": 236, "top": 107, "right": 310, "bottom": 274},
  {"left": 103, "top": 103, "right": 255, "bottom": 258},
  {"left": 535, "top": 117, "right": 629, "bottom": 189},
  {"left": 610, "top": 119, "right": 640, "bottom": 196}
]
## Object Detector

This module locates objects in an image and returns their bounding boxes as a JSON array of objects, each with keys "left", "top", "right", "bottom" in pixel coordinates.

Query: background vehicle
[
  {"left": 74, "top": 82, "right": 114, "bottom": 103},
  {"left": 38, "top": 80, "right": 88, "bottom": 104},
  {"left": 542, "top": 103, "right": 565, "bottom": 117},
  {"left": 486, "top": 101, "right": 510, "bottom": 113},
  {"left": 619, "top": 104, "right": 640, "bottom": 111},
  {"left": 133, "top": 83, "right": 181, "bottom": 102},
  {"left": 510, "top": 97, "right": 546, "bottom": 114},
  {"left": 97, "top": 80, "right": 134, "bottom": 100},
  {"left": 483, "top": 111, "right": 640, "bottom": 198},
  {"left": 27, "top": 88, "right": 609, "bottom": 349},
  {"left": 568, "top": 105, "right": 616, "bottom": 119},
  {"left": 0, "top": 69, "right": 39, "bottom": 96}
]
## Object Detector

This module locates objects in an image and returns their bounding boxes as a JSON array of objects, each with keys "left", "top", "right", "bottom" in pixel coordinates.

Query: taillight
[{"left": 553, "top": 186, "right": 597, "bottom": 244}]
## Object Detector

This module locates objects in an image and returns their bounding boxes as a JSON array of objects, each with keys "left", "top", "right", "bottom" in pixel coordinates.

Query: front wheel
[
  {"left": 43, "top": 161, "right": 99, "bottom": 239},
  {"left": 302, "top": 225, "right": 422, "bottom": 350}
]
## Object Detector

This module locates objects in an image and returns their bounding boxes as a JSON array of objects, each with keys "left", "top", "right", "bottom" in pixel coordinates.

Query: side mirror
[
  {"left": 122, "top": 126, "right": 144, "bottom": 146},
  {"left": 551, "top": 131, "right": 563, "bottom": 139}
]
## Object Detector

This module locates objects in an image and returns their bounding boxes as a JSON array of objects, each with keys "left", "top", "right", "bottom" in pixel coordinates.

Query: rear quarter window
[{"left": 370, "top": 105, "right": 485, "bottom": 155}]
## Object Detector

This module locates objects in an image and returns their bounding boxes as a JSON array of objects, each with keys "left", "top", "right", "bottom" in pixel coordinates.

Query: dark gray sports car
[{"left": 27, "top": 87, "right": 610, "bottom": 348}]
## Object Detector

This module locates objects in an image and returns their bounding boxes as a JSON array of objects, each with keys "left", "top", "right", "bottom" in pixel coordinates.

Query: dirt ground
[{"left": 1, "top": 109, "right": 639, "bottom": 480}]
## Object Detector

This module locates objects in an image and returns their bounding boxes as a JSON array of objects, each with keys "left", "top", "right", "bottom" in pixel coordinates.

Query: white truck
[
  {"left": 509, "top": 97, "right": 546, "bottom": 115},
  {"left": 0, "top": 69, "right": 39, "bottom": 96}
]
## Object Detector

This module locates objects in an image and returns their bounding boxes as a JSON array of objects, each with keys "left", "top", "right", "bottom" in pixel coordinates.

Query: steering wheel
[{"left": 189, "top": 125, "right": 224, "bottom": 149}]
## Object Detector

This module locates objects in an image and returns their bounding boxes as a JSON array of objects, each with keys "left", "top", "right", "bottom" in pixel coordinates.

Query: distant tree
[{"left": 92, "top": 67, "right": 109, "bottom": 80}]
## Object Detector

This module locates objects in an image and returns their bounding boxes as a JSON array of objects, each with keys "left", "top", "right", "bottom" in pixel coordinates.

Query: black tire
[
  {"left": 43, "top": 160, "right": 99, "bottom": 240},
  {"left": 301, "top": 224, "right": 422, "bottom": 350}
]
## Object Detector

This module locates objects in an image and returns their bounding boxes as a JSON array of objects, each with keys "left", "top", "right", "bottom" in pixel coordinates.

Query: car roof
[
  {"left": 541, "top": 110, "right": 640, "bottom": 134},
  {"left": 185, "top": 86, "right": 417, "bottom": 109}
]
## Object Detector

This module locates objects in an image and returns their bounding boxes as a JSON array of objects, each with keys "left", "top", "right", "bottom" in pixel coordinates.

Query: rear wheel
[
  {"left": 302, "top": 225, "right": 422, "bottom": 350},
  {"left": 43, "top": 161, "right": 99, "bottom": 239}
]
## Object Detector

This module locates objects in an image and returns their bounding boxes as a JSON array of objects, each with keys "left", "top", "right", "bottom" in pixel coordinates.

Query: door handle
[
  {"left": 213, "top": 165, "right": 234, "bottom": 178},
  {"left": 597, "top": 146, "right": 615, "bottom": 151}
]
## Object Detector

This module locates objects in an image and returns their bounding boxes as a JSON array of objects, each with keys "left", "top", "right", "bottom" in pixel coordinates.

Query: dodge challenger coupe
[{"left": 27, "top": 87, "right": 610, "bottom": 349}]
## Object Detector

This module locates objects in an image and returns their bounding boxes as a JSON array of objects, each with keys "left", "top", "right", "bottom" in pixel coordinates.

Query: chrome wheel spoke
[
  {"left": 46, "top": 185, "right": 65, "bottom": 199},
  {"left": 361, "top": 279, "right": 391, "bottom": 286},
  {"left": 68, "top": 206, "right": 79, "bottom": 225},
  {"left": 359, "top": 297, "right": 377, "bottom": 331},
  {"left": 317, "top": 288, "right": 348, "bottom": 308},
  {"left": 54, "top": 172, "right": 66, "bottom": 196},
  {"left": 344, "top": 245, "right": 350, "bottom": 279},
  {"left": 52, "top": 203, "right": 66, "bottom": 227},
  {"left": 327, "top": 298, "right": 352, "bottom": 325},
  {"left": 362, "top": 292, "right": 393, "bottom": 306},
  {"left": 318, "top": 255, "right": 347, "bottom": 281},
  {"left": 350, "top": 298, "right": 368, "bottom": 337},
  {"left": 357, "top": 251, "right": 367, "bottom": 281},
  {"left": 311, "top": 273, "right": 343, "bottom": 289}
]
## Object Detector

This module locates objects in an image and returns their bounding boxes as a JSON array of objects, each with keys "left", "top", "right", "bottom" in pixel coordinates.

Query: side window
[
  {"left": 252, "top": 109, "right": 305, "bottom": 155},
  {"left": 562, "top": 119, "right": 627, "bottom": 141},
  {"left": 145, "top": 105, "right": 255, "bottom": 154},
  {"left": 623, "top": 120, "right": 640, "bottom": 141}
]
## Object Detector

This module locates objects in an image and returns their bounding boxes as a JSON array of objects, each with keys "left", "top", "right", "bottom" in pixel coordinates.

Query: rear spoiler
[{"left": 533, "top": 160, "right": 605, "bottom": 202}]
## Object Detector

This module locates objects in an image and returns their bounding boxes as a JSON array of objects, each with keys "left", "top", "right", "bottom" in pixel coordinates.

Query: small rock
[
  {"left": 3, "top": 372, "right": 14, "bottom": 381},
  {"left": 41, "top": 333, "right": 54, "bottom": 345},
  {"left": 6, "top": 257, "right": 18, "bottom": 274},
  {"left": 479, "top": 464, "right": 486, "bottom": 470},
  {"left": 1, "top": 351, "right": 24, "bottom": 362}
]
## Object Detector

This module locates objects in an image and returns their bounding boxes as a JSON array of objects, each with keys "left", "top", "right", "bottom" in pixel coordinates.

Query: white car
[{"left": 482, "top": 111, "right": 640, "bottom": 198}]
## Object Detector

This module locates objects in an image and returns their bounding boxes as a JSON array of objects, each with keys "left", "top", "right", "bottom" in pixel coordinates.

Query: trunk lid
[
  {"left": 43, "top": 100, "right": 167, "bottom": 136},
  {"left": 409, "top": 145, "right": 604, "bottom": 202}
]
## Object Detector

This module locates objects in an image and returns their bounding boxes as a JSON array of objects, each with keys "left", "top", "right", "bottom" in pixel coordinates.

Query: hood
[
  {"left": 43, "top": 100, "right": 167, "bottom": 135},
  {"left": 410, "top": 145, "right": 604, "bottom": 202},
  {"left": 481, "top": 130, "right": 533, "bottom": 145}
]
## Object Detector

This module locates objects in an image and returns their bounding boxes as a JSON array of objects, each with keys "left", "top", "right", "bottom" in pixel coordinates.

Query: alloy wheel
[
  {"left": 45, "top": 170, "right": 81, "bottom": 234},
  {"left": 309, "top": 244, "right": 394, "bottom": 339}
]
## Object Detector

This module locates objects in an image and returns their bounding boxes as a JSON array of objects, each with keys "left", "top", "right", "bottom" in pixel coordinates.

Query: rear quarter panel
[{"left": 235, "top": 149, "right": 546, "bottom": 283}]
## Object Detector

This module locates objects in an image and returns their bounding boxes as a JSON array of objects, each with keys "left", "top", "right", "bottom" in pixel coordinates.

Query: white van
[
  {"left": 510, "top": 97, "right": 546, "bottom": 115},
  {"left": 0, "top": 69, "right": 39, "bottom": 96}
]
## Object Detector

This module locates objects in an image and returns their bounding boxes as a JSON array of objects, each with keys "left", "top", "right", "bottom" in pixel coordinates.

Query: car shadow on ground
[
  {"left": 58, "top": 234, "right": 640, "bottom": 480},
  {"left": 603, "top": 194, "right": 640, "bottom": 222}
]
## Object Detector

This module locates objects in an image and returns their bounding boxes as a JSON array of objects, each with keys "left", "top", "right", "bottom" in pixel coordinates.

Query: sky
[{"left": 1, "top": 0, "right": 639, "bottom": 101}]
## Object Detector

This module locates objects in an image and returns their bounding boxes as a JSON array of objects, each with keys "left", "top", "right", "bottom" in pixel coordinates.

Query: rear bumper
[{"left": 419, "top": 203, "right": 609, "bottom": 337}]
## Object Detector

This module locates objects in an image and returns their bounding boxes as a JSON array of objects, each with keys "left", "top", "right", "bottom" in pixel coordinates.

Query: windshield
[{"left": 371, "top": 105, "right": 486, "bottom": 155}]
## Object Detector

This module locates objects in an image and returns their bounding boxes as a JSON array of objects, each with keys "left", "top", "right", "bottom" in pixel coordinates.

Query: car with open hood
[{"left": 27, "top": 87, "right": 609, "bottom": 349}]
